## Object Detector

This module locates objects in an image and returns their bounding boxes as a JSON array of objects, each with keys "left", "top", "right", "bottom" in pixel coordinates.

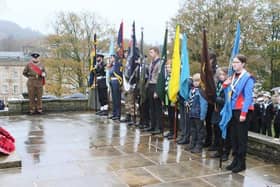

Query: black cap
[{"left": 31, "top": 53, "right": 40, "bottom": 58}]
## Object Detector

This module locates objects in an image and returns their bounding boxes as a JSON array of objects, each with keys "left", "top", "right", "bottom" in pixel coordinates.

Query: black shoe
[
  {"left": 177, "top": 138, "right": 189, "bottom": 145},
  {"left": 151, "top": 130, "right": 162, "bottom": 135},
  {"left": 226, "top": 157, "right": 238, "bottom": 171},
  {"left": 167, "top": 134, "right": 175, "bottom": 140},
  {"left": 100, "top": 111, "right": 108, "bottom": 116},
  {"left": 96, "top": 110, "right": 103, "bottom": 115},
  {"left": 232, "top": 158, "right": 246, "bottom": 173},
  {"left": 127, "top": 121, "right": 134, "bottom": 126},
  {"left": 144, "top": 127, "right": 154, "bottom": 132},
  {"left": 112, "top": 116, "right": 120, "bottom": 121}
]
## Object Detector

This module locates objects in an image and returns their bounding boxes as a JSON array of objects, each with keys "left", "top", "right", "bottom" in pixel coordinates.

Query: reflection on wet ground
[{"left": 0, "top": 112, "right": 279, "bottom": 187}]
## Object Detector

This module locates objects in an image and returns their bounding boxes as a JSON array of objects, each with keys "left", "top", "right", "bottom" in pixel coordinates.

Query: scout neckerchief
[
  {"left": 149, "top": 58, "right": 160, "bottom": 81},
  {"left": 230, "top": 69, "right": 246, "bottom": 96}
]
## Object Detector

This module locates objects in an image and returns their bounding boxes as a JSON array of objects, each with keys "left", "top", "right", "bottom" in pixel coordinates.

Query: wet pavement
[{"left": 0, "top": 112, "right": 279, "bottom": 187}]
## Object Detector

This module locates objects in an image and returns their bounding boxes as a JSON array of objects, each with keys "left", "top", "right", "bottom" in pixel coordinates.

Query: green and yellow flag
[{"left": 168, "top": 25, "right": 181, "bottom": 103}]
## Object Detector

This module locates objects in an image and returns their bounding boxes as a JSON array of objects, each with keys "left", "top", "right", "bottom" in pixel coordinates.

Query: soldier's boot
[{"left": 226, "top": 156, "right": 238, "bottom": 171}]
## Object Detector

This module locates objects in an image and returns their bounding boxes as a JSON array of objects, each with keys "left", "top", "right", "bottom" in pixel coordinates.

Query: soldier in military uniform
[
  {"left": 109, "top": 54, "right": 123, "bottom": 121},
  {"left": 121, "top": 52, "right": 140, "bottom": 125},
  {"left": 23, "top": 53, "right": 46, "bottom": 114},
  {"left": 95, "top": 54, "right": 108, "bottom": 116}
]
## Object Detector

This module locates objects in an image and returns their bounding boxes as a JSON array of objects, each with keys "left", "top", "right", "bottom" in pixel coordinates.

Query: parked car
[
  {"left": 63, "top": 93, "right": 87, "bottom": 99},
  {"left": 0, "top": 100, "right": 5, "bottom": 110},
  {"left": 42, "top": 95, "right": 58, "bottom": 99}
]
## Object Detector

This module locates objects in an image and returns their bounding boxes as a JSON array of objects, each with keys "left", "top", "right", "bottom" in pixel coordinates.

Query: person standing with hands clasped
[
  {"left": 23, "top": 53, "right": 46, "bottom": 115},
  {"left": 224, "top": 54, "right": 255, "bottom": 173}
]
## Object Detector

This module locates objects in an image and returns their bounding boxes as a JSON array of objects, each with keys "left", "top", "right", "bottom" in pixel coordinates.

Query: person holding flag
[
  {"left": 224, "top": 54, "right": 255, "bottom": 173},
  {"left": 95, "top": 54, "right": 109, "bottom": 116},
  {"left": 23, "top": 53, "right": 46, "bottom": 115},
  {"left": 177, "top": 33, "right": 192, "bottom": 145},
  {"left": 109, "top": 54, "right": 123, "bottom": 121}
]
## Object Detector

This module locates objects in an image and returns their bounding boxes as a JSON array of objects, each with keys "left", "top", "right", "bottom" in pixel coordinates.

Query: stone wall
[
  {"left": 247, "top": 132, "right": 280, "bottom": 163},
  {"left": 5, "top": 98, "right": 89, "bottom": 115}
]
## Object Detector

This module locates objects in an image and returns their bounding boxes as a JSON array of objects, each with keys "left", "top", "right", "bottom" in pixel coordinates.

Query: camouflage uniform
[{"left": 23, "top": 61, "right": 46, "bottom": 114}]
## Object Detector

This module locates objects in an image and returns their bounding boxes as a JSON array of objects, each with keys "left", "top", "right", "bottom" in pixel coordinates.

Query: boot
[
  {"left": 226, "top": 156, "right": 238, "bottom": 170},
  {"left": 232, "top": 156, "right": 246, "bottom": 173}
]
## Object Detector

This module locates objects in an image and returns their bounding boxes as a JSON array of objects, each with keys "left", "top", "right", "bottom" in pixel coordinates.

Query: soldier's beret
[{"left": 31, "top": 53, "right": 40, "bottom": 58}]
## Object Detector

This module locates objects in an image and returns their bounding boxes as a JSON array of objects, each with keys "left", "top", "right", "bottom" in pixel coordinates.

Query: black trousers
[
  {"left": 148, "top": 84, "right": 163, "bottom": 131},
  {"left": 274, "top": 121, "right": 280, "bottom": 138},
  {"left": 139, "top": 97, "right": 150, "bottom": 126},
  {"left": 110, "top": 80, "right": 121, "bottom": 117},
  {"left": 167, "top": 104, "right": 178, "bottom": 133},
  {"left": 97, "top": 79, "right": 108, "bottom": 107},
  {"left": 179, "top": 97, "right": 190, "bottom": 139},
  {"left": 230, "top": 110, "right": 252, "bottom": 157},
  {"left": 190, "top": 118, "right": 205, "bottom": 149}
]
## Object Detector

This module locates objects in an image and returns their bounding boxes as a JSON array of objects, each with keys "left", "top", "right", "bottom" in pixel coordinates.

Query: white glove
[{"left": 42, "top": 72, "right": 46, "bottom": 77}]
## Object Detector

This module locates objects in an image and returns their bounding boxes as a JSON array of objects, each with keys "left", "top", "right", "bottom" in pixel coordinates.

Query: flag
[
  {"left": 109, "top": 36, "right": 115, "bottom": 55},
  {"left": 219, "top": 21, "right": 241, "bottom": 139},
  {"left": 200, "top": 28, "right": 216, "bottom": 104},
  {"left": 88, "top": 33, "right": 97, "bottom": 88},
  {"left": 139, "top": 28, "right": 147, "bottom": 105},
  {"left": 168, "top": 25, "right": 181, "bottom": 103},
  {"left": 179, "top": 33, "right": 190, "bottom": 100},
  {"left": 117, "top": 21, "right": 124, "bottom": 58},
  {"left": 124, "top": 21, "right": 138, "bottom": 84},
  {"left": 156, "top": 28, "right": 168, "bottom": 102}
]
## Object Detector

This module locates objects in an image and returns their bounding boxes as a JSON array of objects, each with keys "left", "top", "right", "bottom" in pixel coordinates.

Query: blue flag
[
  {"left": 219, "top": 21, "right": 241, "bottom": 139},
  {"left": 124, "top": 21, "right": 138, "bottom": 84},
  {"left": 179, "top": 33, "right": 190, "bottom": 101},
  {"left": 109, "top": 36, "right": 115, "bottom": 56}
]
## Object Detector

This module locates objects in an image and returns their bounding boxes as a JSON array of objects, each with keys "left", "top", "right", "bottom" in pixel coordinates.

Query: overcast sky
[{"left": 0, "top": 0, "right": 180, "bottom": 44}]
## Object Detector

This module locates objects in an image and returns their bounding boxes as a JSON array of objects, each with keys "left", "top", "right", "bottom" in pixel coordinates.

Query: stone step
[{"left": 0, "top": 152, "right": 22, "bottom": 169}]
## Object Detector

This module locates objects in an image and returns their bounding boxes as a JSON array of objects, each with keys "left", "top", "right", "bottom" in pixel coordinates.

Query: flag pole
[
  {"left": 93, "top": 34, "right": 98, "bottom": 111},
  {"left": 173, "top": 103, "right": 177, "bottom": 142}
]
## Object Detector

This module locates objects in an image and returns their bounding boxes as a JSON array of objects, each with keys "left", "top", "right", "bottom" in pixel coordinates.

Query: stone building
[{"left": 0, "top": 52, "right": 29, "bottom": 104}]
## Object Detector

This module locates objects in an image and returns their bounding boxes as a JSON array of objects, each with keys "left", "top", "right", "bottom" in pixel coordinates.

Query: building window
[
  {"left": 13, "top": 70, "right": 19, "bottom": 79},
  {"left": 13, "top": 85, "right": 19, "bottom": 94},
  {"left": 2, "top": 85, "right": 8, "bottom": 94}
]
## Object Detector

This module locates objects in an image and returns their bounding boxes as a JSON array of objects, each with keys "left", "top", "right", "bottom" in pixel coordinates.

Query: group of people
[
  {"left": 250, "top": 91, "right": 280, "bottom": 138},
  {"left": 93, "top": 47, "right": 256, "bottom": 173}
]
